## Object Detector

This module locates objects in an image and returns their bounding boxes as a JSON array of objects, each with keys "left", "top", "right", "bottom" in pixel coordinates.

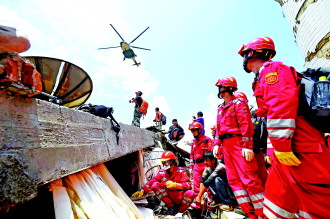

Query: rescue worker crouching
[
  {"left": 167, "top": 119, "right": 185, "bottom": 143},
  {"left": 213, "top": 76, "right": 267, "bottom": 219},
  {"left": 239, "top": 36, "right": 330, "bottom": 219},
  {"left": 131, "top": 151, "right": 194, "bottom": 215}
]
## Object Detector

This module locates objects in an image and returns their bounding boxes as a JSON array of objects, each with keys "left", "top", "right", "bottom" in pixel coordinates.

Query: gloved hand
[
  {"left": 166, "top": 181, "right": 178, "bottom": 189},
  {"left": 132, "top": 190, "right": 144, "bottom": 198},
  {"left": 213, "top": 145, "right": 219, "bottom": 158},
  {"left": 242, "top": 148, "right": 254, "bottom": 161},
  {"left": 265, "top": 155, "right": 271, "bottom": 165},
  {"left": 274, "top": 151, "right": 301, "bottom": 166}
]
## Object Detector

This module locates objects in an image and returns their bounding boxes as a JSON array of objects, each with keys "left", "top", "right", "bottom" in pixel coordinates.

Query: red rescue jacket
[
  {"left": 142, "top": 166, "right": 191, "bottom": 192},
  {"left": 215, "top": 96, "right": 254, "bottom": 149},
  {"left": 256, "top": 61, "right": 325, "bottom": 152},
  {"left": 190, "top": 134, "right": 213, "bottom": 169}
]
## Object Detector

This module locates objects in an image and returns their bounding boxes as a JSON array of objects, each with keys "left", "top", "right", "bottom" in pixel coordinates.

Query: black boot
[{"left": 167, "top": 206, "right": 177, "bottom": 215}]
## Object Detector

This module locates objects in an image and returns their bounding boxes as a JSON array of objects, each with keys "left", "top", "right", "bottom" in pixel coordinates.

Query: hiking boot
[
  {"left": 167, "top": 206, "right": 177, "bottom": 215},
  {"left": 209, "top": 201, "right": 222, "bottom": 208},
  {"left": 220, "top": 205, "right": 234, "bottom": 211}
]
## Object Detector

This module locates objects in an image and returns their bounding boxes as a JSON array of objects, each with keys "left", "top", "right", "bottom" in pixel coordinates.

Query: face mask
[{"left": 163, "top": 164, "right": 170, "bottom": 170}]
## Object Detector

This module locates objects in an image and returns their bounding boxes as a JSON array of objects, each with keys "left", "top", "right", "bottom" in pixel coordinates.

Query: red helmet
[
  {"left": 210, "top": 125, "right": 217, "bottom": 130},
  {"left": 238, "top": 37, "right": 276, "bottom": 57},
  {"left": 188, "top": 121, "right": 203, "bottom": 130},
  {"left": 160, "top": 151, "right": 176, "bottom": 162},
  {"left": 215, "top": 76, "right": 237, "bottom": 89},
  {"left": 235, "top": 92, "right": 248, "bottom": 101}
]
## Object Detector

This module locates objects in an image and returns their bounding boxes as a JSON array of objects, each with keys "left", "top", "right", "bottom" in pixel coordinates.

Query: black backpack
[
  {"left": 252, "top": 114, "right": 267, "bottom": 154},
  {"left": 298, "top": 68, "right": 330, "bottom": 133},
  {"left": 77, "top": 104, "right": 121, "bottom": 144}
]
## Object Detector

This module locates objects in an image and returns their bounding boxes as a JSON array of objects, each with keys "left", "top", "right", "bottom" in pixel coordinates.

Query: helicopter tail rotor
[{"left": 133, "top": 62, "right": 141, "bottom": 67}]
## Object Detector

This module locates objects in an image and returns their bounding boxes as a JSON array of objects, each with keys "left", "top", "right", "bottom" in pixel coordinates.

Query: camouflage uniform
[{"left": 132, "top": 108, "right": 142, "bottom": 127}]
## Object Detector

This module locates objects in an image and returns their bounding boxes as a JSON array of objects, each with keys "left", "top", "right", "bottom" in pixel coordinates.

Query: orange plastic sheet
[
  {"left": 137, "top": 150, "right": 147, "bottom": 190},
  {"left": 50, "top": 164, "right": 144, "bottom": 219}
]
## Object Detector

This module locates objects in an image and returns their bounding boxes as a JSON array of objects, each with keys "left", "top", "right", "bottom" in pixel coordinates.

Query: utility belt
[
  {"left": 195, "top": 158, "right": 205, "bottom": 163},
  {"left": 219, "top": 133, "right": 242, "bottom": 140}
]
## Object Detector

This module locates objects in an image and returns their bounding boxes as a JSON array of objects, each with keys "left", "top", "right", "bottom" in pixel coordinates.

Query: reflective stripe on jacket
[{"left": 257, "top": 61, "right": 325, "bottom": 152}]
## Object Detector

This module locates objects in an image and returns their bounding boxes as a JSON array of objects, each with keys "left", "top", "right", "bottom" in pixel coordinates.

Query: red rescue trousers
[
  {"left": 151, "top": 182, "right": 195, "bottom": 212},
  {"left": 264, "top": 144, "right": 330, "bottom": 219},
  {"left": 192, "top": 162, "right": 206, "bottom": 193},
  {"left": 255, "top": 151, "right": 268, "bottom": 188},
  {"left": 222, "top": 136, "right": 267, "bottom": 219}
]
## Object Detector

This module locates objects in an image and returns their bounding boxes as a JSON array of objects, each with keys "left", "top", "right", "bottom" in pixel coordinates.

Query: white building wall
[{"left": 277, "top": 0, "right": 330, "bottom": 71}]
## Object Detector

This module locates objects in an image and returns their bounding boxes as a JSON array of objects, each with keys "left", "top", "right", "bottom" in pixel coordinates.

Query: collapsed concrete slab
[{"left": 0, "top": 91, "right": 156, "bottom": 207}]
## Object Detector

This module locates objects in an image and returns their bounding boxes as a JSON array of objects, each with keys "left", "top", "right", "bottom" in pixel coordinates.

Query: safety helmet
[
  {"left": 238, "top": 37, "right": 276, "bottom": 57},
  {"left": 210, "top": 125, "right": 217, "bottom": 130},
  {"left": 215, "top": 76, "right": 238, "bottom": 89},
  {"left": 238, "top": 37, "right": 276, "bottom": 73},
  {"left": 135, "top": 91, "right": 143, "bottom": 95},
  {"left": 188, "top": 121, "right": 203, "bottom": 130},
  {"left": 197, "top": 111, "right": 203, "bottom": 117},
  {"left": 235, "top": 92, "right": 248, "bottom": 101},
  {"left": 160, "top": 151, "right": 176, "bottom": 162}
]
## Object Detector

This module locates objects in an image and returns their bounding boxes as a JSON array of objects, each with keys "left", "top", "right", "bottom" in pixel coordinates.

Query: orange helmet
[
  {"left": 215, "top": 76, "right": 238, "bottom": 89},
  {"left": 238, "top": 37, "right": 276, "bottom": 57},
  {"left": 188, "top": 121, "right": 203, "bottom": 130},
  {"left": 210, "top": 125, "right": 217, "bottom": 130},
  {"left": 235, "top": 92, "right": 248, "bottom": 101},
  {"left": 160, "top": 151, "right": 176, "bottom": 162}
]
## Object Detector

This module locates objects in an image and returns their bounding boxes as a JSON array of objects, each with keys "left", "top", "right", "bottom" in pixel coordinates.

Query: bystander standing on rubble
[
  {"left": 153, "top": 107, "right": 163, "bottom": 130},
  {"left": 129, "top": 91, "right": 143, "bottom": 127}
]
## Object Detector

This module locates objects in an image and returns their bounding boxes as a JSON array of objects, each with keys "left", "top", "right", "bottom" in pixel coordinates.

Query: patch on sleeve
[
  {"left": 242, "top": 106, "right": 248, "bottom": 114},
  {"left": 265, "top": 72, "right": 278, "bottom": 85}
]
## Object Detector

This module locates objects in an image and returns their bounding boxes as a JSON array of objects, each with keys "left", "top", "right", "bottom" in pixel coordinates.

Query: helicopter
[{"left": 98, "top": 24, "right": 150, "bottom": 67}]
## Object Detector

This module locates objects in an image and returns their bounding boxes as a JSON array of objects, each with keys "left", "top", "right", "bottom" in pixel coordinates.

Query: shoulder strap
[{"left": 108, "top": 112, "right": 121, "bottom": 145}]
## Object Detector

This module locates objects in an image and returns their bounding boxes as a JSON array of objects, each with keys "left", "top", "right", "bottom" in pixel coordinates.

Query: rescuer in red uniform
[
  {"left": 238, "top": 36, "right": 330, "bottom": 219},
  {"left": 235, "top": 91, "right": 268, "bottom": 188},
  {"left": 213, "top": 77, "right": 266, "bottom": 219},
  {"left": 131, "top": 151, "right": 194, "bottom": 215},
  {"left": 188, "top": 121, "right": 213, "bottom": 194}
]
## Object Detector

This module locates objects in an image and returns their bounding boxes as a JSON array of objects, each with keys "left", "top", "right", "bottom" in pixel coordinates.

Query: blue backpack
[{"left": 161, "top": 113, "right": 167, "bottom": 125}]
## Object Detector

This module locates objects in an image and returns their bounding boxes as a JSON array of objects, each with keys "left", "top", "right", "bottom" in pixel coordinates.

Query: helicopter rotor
[
  {"left": 131, "top": 46, "right": 151, "bottom": 51},
  {"left": 98, "top": 46, "right": 121, "bottom": 50},
  {"left": 110, "top": 24, "right": 125, "bottom": 41},
  {"left": 129, "top": 27, "right": 149, "bottom": 45}
]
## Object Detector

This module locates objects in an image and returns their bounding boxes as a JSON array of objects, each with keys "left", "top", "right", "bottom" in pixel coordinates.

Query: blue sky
[{"left": 1, "top": 0, "right": 304, "bottom": 141}]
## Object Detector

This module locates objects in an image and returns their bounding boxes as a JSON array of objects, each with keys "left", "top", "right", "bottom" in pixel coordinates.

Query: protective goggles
[{"left": 161, "top": 160, "right": 171, "bottom": 165}]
